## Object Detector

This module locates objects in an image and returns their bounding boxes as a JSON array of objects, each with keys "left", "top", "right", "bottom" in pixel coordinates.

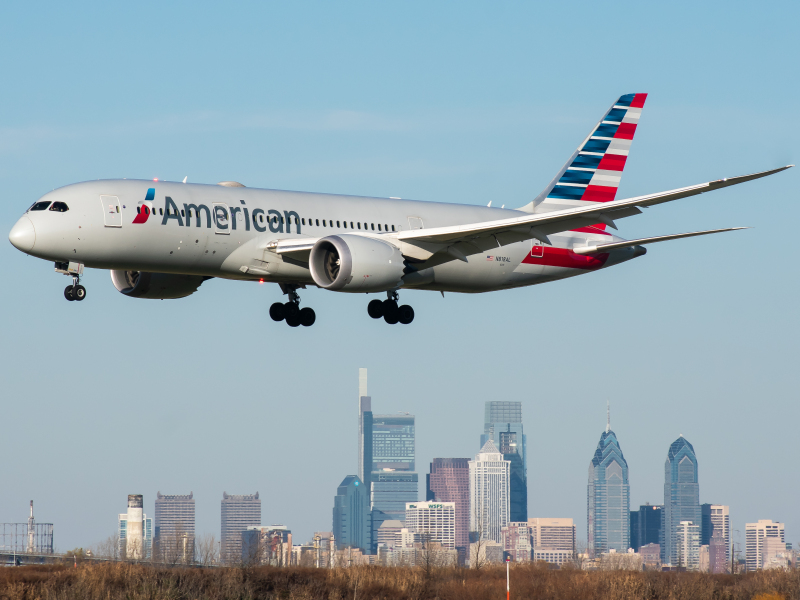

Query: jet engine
[
  {"left": 309, "top": 234, "right": 404, "bottom": 292},
  {"left": 110, "top": 270, "right": 208, "bottom": 299}
]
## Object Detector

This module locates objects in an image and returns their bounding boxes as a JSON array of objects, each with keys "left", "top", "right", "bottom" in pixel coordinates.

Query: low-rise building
[
  {"left": 533, "top": 547, "right": 573, "bottom": 567},
  {"left": 639, "top": 543, "right": 661, "bottom": 570},
  {"left": 242, "top": 526, "right": 292, "bottom": 566},
  {"left": 501, "top": 522, "right": 532, "bottom": 562}
]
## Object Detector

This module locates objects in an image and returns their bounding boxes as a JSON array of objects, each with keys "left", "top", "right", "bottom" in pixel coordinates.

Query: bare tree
[
  {"left": 93, "top": 534, "right": 120, "bottom": 561},
  {"left": 470, "top": 497, "right": 489, "bottom": 570},
  {"left": 195, "top": 533, "right": 218, "bottom": 567}
]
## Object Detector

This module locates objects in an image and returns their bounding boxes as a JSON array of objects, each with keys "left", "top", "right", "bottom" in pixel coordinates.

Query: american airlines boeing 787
[{"left": 8, "top": 94, "right": 792, "bottom": 326}]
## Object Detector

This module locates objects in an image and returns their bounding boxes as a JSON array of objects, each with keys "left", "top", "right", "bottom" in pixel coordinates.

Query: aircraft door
[
  {"left": 100, "top": 195, "right": 122, "bottom": 227},
  {"left": 408, "top": 216, "right": 423, "bottom": 230},
  {"left": 213, "top": 203, "right": 230, "bottom": 235},
  {"left": 531, "top": 239, "right": 544, "bottom": 258}
]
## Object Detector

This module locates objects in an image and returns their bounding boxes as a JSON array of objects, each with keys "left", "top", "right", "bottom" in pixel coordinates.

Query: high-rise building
[
  {"left": 221, "top": 492, "right": 261, "bottom": 565},
  {"left": 118, "top": 494, "right": 153, "bottom": 559},
  {"left": 701, "top": 504, "right": 730, "bottom": 565},
  {"left": 358, "top": 368, "right": 372, "bottom": 491},
  {"left": 709, "top": 530, "right": 728, "bottom": 573},
  {"left": 356, "top": 369, "right": 418, "bottom": 553},
  {"left": 528, "top": 518, "right": 576, "bottom": 552},
  {"left": 332, "top": 475, "right": 371, "bottom": 553},
  {"left": 662, "top": 436, "right": 700, "bottom": 566},
  {"left": 427, "top": 458, "right": 470, "bottom": 552},
  {"left": 481, "top": 401, "right": 527, "bottom": 522},
  {"left": 501, "top": 522, "right": 532, "bottom": 562},
  {"left": 630, "top": 504, "right": 663, "bottom": 552},
  {"left": 587, "top": 424, "right": 630, "bottom": 556},
  {"left": 469, "top": 440, "right": 510, "bottom": 543},
  {"left": 405, "top": 501, "right": 456, "bottom": 548},
  {"left": 746, "top": 520, "right": 786, "bottom": 571},
  {"left": 154, "top": 492, "right": 196, "bottom": 562},
  {"left": 676, "top": 521, "right": 701, "bottom": 571}
]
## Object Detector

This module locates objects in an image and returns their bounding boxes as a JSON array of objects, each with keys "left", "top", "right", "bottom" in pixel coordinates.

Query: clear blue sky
[{"left": 1, "top": 1, "right": 798, "bottom": 553}]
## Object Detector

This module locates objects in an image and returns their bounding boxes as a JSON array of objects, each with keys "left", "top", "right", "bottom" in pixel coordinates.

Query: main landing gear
[
  {"left": 269, "top": 285, "right": 316, "bottom": 327},
  {"left": 368, "top": 290, "right": 414, "bottom": 325}
]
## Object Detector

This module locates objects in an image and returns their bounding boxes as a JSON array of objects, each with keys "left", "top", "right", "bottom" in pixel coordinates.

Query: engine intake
[
  {"left": 309, "top": 235, "right": 404, "bottom": 293},
  {"left": 110, "top": 271, "right": 208, "bottom": 299}
]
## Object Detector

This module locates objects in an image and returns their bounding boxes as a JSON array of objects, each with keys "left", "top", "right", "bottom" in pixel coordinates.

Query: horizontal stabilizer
[{"left": 572, "top": 227, "right": 748, "bottom": 255}]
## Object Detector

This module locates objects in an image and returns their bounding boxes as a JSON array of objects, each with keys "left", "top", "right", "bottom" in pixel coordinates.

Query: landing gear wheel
[
  {"left": 285, "top": 313, "right": 301, "bottom": 327},
  {"left": 284, "top": 302, "right": 299, "bottom": 319},
  {"left": 382, "top": 299, "right": 399, "bottom": 324},
  {"left": 269, "top": 302, "right": 285, "bottom": 322},
  {"left": 73, "top": 285, "right": 87, "bottom": 301},
  {"left": 64, "top": 286, "right": 75, "bottom": 301},
  {"left": 398, "top": 305, "right": 414, "bottom": 324},
  {"left": 299, "top": 307, "right": 316, "bottom": 327},
  {"left": 368, "top": 299, "right": 384, "bottom": 319}
]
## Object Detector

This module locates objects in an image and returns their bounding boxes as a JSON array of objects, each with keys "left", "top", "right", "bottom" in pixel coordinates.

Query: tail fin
[{"left": 519, "top": 93, "right": 647, "bottom": 214}]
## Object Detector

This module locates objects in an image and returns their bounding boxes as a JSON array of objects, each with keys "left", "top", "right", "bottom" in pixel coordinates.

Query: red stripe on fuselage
[
  {"left": 571, "top": 225, "right": 612, "bottom": 235},
  {"left": 521, "top": 246, "right": 609, "bottom": 270}
]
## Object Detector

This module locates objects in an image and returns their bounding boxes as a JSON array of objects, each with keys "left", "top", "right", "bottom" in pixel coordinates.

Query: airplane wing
[
  {"left": 572, "top": 227, "right": 747, "bottom": 255},
  {"left": 392, "top": 166, "right": 791, "bottom": 261}
]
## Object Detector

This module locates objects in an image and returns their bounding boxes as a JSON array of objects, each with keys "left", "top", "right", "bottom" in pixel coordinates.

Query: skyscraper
[
  {"left": 221, "top": 492, "right": 262, "bottom": 565},
  {"left": 701, "top": 504, "right": 730, "bottom": 565},
  {"left": 587, "top": 423, "right": 630, "bottom": 556},
  {"left": 629, "top": 504, "right": 663, "bottom": 552},
  {"left": 356, "top": 369, "right": 419, "bottom": 552},
  {"left": 469, "top": 440, "right": 510, "bottom": 543},
  {"left": 481, "top": 401, "right": 527, "bottom": 522},
  {"left": 154, "top": 492, "right": 196, "bottom": 562},
  {"left": 662, "top": 436, "right": 700, "bottom": 566},
  {"left": 746, "top": 520, "right": 786, "bottom": 571},
  {"left": 358, "top": 368, "right": 372, "bottom": 491},
  {"left": 676, "top": 520, "right": 701, "bottom": 571},
  {"left": 332, "top": 475, "right": 371, "bottom": 553},
  {"left": 427, "top": 458, "right": 470, "bottom": 552}
]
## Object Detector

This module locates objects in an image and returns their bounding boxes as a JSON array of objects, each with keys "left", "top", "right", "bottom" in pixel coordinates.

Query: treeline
[{"left": 0, "top": 562, "right": 798, "bottom": 600}]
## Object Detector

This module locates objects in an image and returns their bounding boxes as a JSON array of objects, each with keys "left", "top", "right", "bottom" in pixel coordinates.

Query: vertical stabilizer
[{"left": 519, "top": 93, "right": 647, "bottom": 215}]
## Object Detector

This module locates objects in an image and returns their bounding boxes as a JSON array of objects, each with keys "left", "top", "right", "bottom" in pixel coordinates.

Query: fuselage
[{"left": 10, "top": 179, "right": 641, "bottom": 293}]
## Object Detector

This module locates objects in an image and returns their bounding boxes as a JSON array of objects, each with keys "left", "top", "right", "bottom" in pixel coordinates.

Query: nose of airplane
[{"left": 9, "top": 216, "right": 36, "bottom": 252}]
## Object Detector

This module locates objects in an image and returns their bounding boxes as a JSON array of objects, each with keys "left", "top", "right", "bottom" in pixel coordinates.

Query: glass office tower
[
  {"left": 481, "top": 401, "right": 527, "bottom": 522},
  {"left": 587, "top": 427, "right": 630, "bottom": 556},
  {"left": 662, "top": 436, "right": 701, "bottom": 566},
  {"left": 332, "top": 475, "right": 371, "bottom": 553}
]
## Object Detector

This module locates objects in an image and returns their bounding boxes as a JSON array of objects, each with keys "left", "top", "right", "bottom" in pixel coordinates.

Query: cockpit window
[
  {"left": 29, "top": 201, "right": 52, "bottom": 211},
  {"left": 49, "top": 201, "right": 69, "bottom": 212}
]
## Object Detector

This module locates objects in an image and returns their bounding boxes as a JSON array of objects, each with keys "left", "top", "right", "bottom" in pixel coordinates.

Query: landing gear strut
[
  {"left": 57, "top": 262, "right": 86, "bottom": 302},
  {"left": 270, "top": 284, "right": 316, "bottom": 327},
  {"left": 368, "top": 290, "right": 414, "bottom": 325}
]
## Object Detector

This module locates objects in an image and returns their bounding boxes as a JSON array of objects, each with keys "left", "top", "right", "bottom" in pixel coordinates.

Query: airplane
[{"left": 8, "top": 93, "right": 792, "bottom": 327}]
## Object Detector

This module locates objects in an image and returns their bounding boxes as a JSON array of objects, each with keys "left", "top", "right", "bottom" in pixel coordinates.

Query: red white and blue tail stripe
[{"left": 523, "top": 93, "right": 647, "bottom": 214}]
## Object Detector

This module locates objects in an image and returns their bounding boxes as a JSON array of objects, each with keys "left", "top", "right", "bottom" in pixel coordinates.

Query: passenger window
[
  {"left": 316, "top": 219, "right": 320, "bottom": 226},
  {"left": 343, "top": 221, "right": 347, "bottom": 229},
  {"left": 49, "top": 201, "right": 69, "bottom": 212},
  {"left": 295, "top": 217, "right": 299, "bottom": 225},
  {"left": 160, "top": 208, "right": 163, "bottom": 215},
  {"left": 181, "top": 209, "right": 185, "bottom": 217},
  {"left": 350, "top": 222, "right": 354, "bottom": 228},
  {"left": 302, "top": 218, "right": 306, "bottom": 225},
  {"left": 371, "top": 223, "right": 375, "bottom": 230},
  {"left": 323, "top": 220, "right": 327, "bottom": 226},
  {"left": 391, "top": 225, "right": 395, "bottom": 231},
  {"left": 337, "top": 220, "right": 340, "bottom": 227},
  {"left": 384, "top": 224, "right": 388, "bottom": 231},
  {"left": 378, "top": 224, "right": 382, "bottom": 231},
  {"left": 358, "top": 223, "right": 361, "bottom": 229},
  {"left": 30, "top": 201, "right": 52, "bottom": 211}
]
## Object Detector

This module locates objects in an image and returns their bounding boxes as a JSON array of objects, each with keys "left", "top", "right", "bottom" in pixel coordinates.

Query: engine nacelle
[
  {"left": 309, "top": 235, "right": 404, "bottom": 292},
  {"left": 110, "top": 270, "right": 207, "bottom": 299}
]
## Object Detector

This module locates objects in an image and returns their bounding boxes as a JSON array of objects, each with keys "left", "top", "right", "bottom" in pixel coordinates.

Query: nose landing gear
[
  {"left": 57, "top": 262, "right": 86, "bottom": 302},
  {"left": 270, "top": 284, "right": 316, "bottom": 327},
  {"left": 368, "top": 291, "right": 414, "bottom": 325}
]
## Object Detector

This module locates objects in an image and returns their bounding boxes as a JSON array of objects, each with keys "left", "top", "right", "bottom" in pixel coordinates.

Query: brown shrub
[{"left": 0, "top": 562, "right": 798, "bottom": 600}]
